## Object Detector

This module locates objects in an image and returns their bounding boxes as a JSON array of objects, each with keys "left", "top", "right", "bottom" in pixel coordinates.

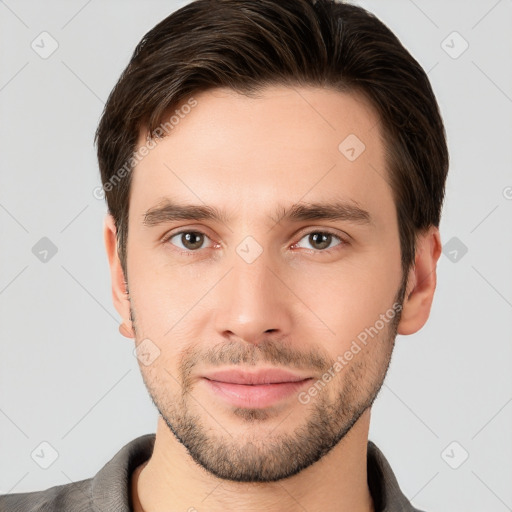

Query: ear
[
  {"left": 103, "top": 213, "right": 135, "bottom": 339},
  {"left": 397, "top": 226, "right": 442, "bottom": 335}
]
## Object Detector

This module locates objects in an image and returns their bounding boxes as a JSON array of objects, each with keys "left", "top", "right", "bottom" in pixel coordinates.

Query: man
[{"left": 0, "top": 0, "right": 447, "bottom": 510}]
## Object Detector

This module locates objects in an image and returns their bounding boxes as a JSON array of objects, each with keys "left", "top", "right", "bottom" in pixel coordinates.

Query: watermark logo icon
[
  {"left": 31, "top": 32, "right": 59, "bottom": 59},
  {"left": 441, "top": 31, "right": 469, "bottom": 59},
  {"left": 442, "top": 236, "right": 468, "bottom": 263},
  {"left": 134, "top": 338, "right": 161, "bottom": 366},
  {"left": 236, "top": 236, "right": 263, "bottom": 264},
  {"left": 441, "top": 441, "right": 469, "bottom": 469},
  {"left": 31, "top": 441, "right": 59, "bottom": 469},
  {"left": 338, "top": 134, "right": 366, "bottom": 162},
  {"left": 32, "top": 237, "right": 58, "bottom": 263}
]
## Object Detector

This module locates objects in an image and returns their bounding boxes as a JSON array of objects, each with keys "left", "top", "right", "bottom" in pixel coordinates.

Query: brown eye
[
  {"left": 168, "top": 231, "right": 209, "bottom": 251},
  {"left": 295, "top": 231, "right": 344, "bottom": 251},
  {"left": 309, "top": 233, "right": 331, "bottom": 250}
]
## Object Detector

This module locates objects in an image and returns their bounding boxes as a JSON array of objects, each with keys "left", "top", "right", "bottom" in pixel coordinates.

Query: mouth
[
  {"left": 201, "top": 368, "right": 314, "bottom": 408},
  {"left": 201, "top": 367, "right": 312, "bottom": 385}
]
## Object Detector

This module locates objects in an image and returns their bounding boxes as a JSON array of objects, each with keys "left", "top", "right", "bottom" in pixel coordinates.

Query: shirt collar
[{"left": 367, "top": 440, "right": 421, "bottom": 511}]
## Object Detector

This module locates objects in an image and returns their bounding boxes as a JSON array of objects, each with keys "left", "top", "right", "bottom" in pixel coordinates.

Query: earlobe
[
  {"left": 397, "top": 227, "right": 442, "bottom": 336},
  {"left": 103, "top": 214, "right": 134, "bottom": 338},
  {"left": 119, "top": 322, "right": 135, "bottom": 339}
]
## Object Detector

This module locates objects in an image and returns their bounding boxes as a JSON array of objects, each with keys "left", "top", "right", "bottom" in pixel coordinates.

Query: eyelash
[{"left": 161, "top": 228, "right": 349, "bottom": 255}]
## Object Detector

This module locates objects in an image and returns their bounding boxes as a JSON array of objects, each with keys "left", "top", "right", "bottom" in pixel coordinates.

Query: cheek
[
  {"left": 291, "top": 250, "right": 401, "bottom": 355},
  {"left": 127, "top": 243, "right": 215, "bottom": 333},
  {"left": 138, "top": 357, "right": 182, "bottom": 403},
  {"left": 128, "top": 255, "right": 209, "bottom": 377},
  {"left": 136, "top": 333, "right": 198, "bottom": 393}
]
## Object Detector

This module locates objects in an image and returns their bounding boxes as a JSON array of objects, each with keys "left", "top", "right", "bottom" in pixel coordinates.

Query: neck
[{"left": 132, "top": 411, "right": 375, "bottom": 512}]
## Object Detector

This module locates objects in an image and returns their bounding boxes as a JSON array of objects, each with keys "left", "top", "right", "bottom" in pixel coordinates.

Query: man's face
[{"left": 124, "top": 86, "right": 405, "bottom": 482}]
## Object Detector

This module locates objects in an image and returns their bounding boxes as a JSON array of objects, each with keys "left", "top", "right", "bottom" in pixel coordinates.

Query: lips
[{"left": 202, "top": 368, "right": 311, "bottom": 385}]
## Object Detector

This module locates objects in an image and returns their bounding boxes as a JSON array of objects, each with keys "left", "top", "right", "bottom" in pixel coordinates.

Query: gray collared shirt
[{"left": 0, "top": 434, "right": 425, "bottom": 511}]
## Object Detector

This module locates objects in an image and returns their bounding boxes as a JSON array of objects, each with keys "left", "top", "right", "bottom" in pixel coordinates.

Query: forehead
[{"left": 129, "top": 85, "right": 393, "bottom": 228}]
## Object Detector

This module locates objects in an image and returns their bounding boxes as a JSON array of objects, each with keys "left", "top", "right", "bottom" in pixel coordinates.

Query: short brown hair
[{"left": 95, "top": 0, "right": 449, "bottom": 282}]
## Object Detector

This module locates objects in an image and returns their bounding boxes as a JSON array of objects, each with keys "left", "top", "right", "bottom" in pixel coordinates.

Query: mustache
[{"left": 179, "top": 338, "right": 332, "bottom": 378}]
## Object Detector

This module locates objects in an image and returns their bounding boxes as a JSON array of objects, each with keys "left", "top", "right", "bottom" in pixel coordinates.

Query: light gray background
[{"left": 1, "top": 1, "right": 511, "bottom": 511}]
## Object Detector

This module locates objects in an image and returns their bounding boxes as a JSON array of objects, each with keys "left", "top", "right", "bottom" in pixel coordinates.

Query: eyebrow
[{"left": 142, "top": 198, "right": 373, "bottom": 228}]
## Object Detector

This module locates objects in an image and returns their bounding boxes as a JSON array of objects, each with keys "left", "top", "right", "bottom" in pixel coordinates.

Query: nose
[{"left": 212, "top": 248, "right": 293, "bottom": 345}]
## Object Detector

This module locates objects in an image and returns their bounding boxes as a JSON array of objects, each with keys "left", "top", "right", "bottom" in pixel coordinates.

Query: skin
[{"left": 104, "top": 85, "right": 442, "bottom": 512}]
